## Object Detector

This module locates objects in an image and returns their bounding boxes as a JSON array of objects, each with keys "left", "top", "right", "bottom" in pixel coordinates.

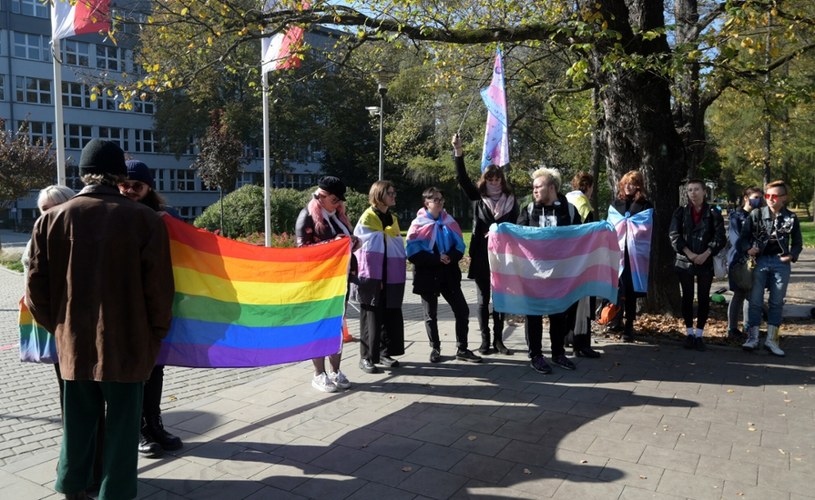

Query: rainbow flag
[
  {"left": 19, "top": 298, "right": 58, "bottom": 364},
  {"left": 607, "top": 206, "right": 653, "bottom": 293},
  {"left": 157, "top": 215, "right": 350, "bottom": 368},
  {"left": 488, "top": 222, "right": 620, "bottom": 316}
]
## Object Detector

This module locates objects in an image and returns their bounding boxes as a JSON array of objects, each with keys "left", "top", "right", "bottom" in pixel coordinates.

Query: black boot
[
  {"left": 138, "top": 423, "right": 163, "bottom": 458},
  {"left": 477, "top": 304, "right": 493, "bottom": 354},
  {"left": 573, "top": 334, "right": 600, "bottom": 358},
  {"left": 144, "top": 365, "right": 183, "bottom": 451},
  {"left": 622, "top": 319, "right": 634, "bottom": 343},
  {"left": 492, "top": 312, "right": 512, "bottom": 355},
  {"left": 146, "top": 415, "right": 183, "bottom": 451}
]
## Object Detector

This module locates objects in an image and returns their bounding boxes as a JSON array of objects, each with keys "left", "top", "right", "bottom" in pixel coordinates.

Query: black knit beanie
[{"left": 79, "top": 139, "right": 127, "bottom": 177}]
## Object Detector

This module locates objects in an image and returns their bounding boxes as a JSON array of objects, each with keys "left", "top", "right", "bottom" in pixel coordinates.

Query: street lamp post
[{"left": 377, "top": 84, "right": 386, "bottom": 180}]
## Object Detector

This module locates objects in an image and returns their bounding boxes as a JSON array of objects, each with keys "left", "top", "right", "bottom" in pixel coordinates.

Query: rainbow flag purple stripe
[
  {"left": 488, "top": 222, "right": 621, "bottom": 316},
  {"left": 156, "top": 216, "right": 350, "bottom": 368}
]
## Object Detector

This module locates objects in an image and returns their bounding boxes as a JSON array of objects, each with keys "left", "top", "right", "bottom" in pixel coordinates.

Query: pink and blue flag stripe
[
  {"left": 488, "top": 222, "right": 621, "bottom": 316},
  {"left": 607, "top": 206, "right": 653, "bottom": 293},
  {"left": 480, "top": 46, "right": 509, "bottom": 170}
]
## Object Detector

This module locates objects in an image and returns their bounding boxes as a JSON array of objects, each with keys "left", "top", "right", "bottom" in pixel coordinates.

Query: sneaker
[
  {"left": 552, "top": 354, "right": 576, "bottom": 370},
  {"left": 429, "top": 349, "right": 441, "bottom": 363},
  {"left": 574, "top": 346, "right": 601, "bottom": 358},
  {"left": 683, "top": 335, "right": 695, "bottom": 349},
  {"left": 359, "top": 358, "right": 380, "bottom": 374},
  {"left": 312, "top": 372, "right": 338, "bottom": 393},
  {"left": 379, "top": 356, "right": 400, "bottom": 368},
  {"left": 456, "top": 349, "right": 483, "bottom": 363},
  {"left": 530, "top": 355, "right": 552, "bottom": 374},
  {"left": 329, "top": 370, "right": 351, "bottom": 390},
  {"left": 694, "top": 337, "right": 706, "bottom": 352}
]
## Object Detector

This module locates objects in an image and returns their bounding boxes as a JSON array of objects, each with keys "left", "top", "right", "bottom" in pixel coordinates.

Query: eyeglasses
[
  {"left": 119, "top": 181, "right": 147, "bottom": 192},
  {"left": 426, "top": 197, "right": 444, "bottom": 203},
  {"left": 317, "top": 193, "right": 340, "bottom": 204},
  {"left": 386, "top": 191, "right": 397, "bottom": 196},
  {"left": 765, "top": 193, "right": 785, "bottom": 201}
]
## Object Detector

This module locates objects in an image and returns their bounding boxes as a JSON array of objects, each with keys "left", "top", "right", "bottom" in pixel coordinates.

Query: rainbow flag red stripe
[{"left": 158, "top": 216, "right": 350, "bottom": 368}]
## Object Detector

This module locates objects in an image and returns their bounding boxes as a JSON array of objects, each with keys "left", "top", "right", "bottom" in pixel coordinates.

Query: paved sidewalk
[{"left": 1, "top": 256, "right": 814, "bottom": 499}]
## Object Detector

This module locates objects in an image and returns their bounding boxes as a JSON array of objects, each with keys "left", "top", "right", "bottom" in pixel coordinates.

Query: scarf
[
  {"left": 482, "top": 192, "right": 516, "bottom": 221},
  {"left": 322, "top": 207, "right": 351, "bottom": 237},
  {"left": 406, "top": 209, "right": 465, "bottom": 258}
]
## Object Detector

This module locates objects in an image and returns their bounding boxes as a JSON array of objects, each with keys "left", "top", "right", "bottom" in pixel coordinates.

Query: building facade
[{"left": 0, "top": 0, "right": 324, "bottom": 229}]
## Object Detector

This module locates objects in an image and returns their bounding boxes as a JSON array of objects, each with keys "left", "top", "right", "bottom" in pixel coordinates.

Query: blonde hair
[
  {"left": 36, "top": 185, "right": 75, "bottom": 213},
  {"left": 531, "top": 167, "right": 562, "bottom": 191}
]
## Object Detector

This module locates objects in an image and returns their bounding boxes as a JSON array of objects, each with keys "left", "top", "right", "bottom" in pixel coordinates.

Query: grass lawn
[
  {"left": 0, "top": 250, "right": 24, "bottom": 273},
  {"left": 801, "top": 220, "right": 815, "bottom": 247}
]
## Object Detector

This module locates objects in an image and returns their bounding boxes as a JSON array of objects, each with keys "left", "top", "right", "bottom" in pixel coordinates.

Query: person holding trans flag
[
  {"left": 407, "top": 187, "right": 481, "bottom": 364},
  {"left": 352, "top": 181, "right": 407, "bottom": 374},
  {"left": 452, "top": 133, "right": 518, "bottom": 356},
  {"left": 609, "top": 170, "right": 654, "bottom": 343}
]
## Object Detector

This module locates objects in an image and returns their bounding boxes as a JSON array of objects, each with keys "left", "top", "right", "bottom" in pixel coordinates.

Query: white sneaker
[
  {"left": 312, "top": 372, "right": 338, "bottom": 393},
  {"left": 329, "top": 370, "right": 351, "bottom": 390}
]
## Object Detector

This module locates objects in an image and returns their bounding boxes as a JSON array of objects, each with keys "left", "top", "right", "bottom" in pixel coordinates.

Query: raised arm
[{"left": 452, "top": 134, "right": 481, "bottom": 201}]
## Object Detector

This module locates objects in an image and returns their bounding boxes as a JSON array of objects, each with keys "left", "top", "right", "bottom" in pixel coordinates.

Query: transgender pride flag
[
  {"left": 488, "top": 222, "right": 620, "bottom": 316},
  {"left": 480, "top": 47, "right": 509, "bottom": 170},
  {"left": 607, "top": 206, "right": 654, "bottom": 293},
  {"left": 157, "top": 215, "right": 349, "bottom": 368}
]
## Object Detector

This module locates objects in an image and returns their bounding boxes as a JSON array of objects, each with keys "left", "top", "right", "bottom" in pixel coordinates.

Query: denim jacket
[
  {"left": 738, "top": 206, "right": 802, "bottom": 263},
  {"left": 669, "top": 203, "right": 726, "bottom": 271}
]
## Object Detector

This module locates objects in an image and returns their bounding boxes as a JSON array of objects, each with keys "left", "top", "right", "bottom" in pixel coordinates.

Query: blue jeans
[{"left": 747, "top": 255, "right": 791, "bottom": 328}]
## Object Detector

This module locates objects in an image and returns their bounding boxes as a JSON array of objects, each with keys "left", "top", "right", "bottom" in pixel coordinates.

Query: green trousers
[{"left": 55, "top": 380, "right": 143, "bottom": 500}]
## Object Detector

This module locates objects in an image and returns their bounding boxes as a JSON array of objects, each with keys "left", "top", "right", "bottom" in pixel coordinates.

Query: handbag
[
  {"left": 18, "top": 297, "right": 58, "bottom": 364},
  {"left": 730, "top": 258, "right": 754, "bottom": 292}
]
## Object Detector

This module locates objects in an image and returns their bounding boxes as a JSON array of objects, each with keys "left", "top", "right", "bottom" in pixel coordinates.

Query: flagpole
[
  {"left": 262, "top": 70, "right": 272, "bottom": 248},
  {"left": 52, "top": 38, "right": 66, "bottom": 186}
]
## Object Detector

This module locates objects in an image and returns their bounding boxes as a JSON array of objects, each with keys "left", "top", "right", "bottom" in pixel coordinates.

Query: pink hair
[{"left": 308, "top": 189, "right": 351, "bottom": 235}]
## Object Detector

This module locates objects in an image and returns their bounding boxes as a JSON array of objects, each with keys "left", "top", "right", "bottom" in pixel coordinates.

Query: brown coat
[{"left": 26, "top": 184, "right": 174, "bottom": 382}]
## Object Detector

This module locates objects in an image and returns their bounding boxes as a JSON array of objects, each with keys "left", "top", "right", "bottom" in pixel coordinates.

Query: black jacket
[
  {"left": 408, "top": 242, "right": 464, "bottom": 296},
  {"left": 738, "top": 206, "right": 802, "bottom": 262},
  {"left": 455, "top": 156, "right": 518, "bottom": 281},
  {"left": 517, "top": 193, "right": 581, "bottom": 228},
  {"left": 669, "top": 203, "right": 726, "bottom": 272}
]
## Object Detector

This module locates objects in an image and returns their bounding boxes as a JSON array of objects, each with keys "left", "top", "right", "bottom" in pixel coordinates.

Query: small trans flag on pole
[{"left": 480, "top": 46, "right": 509, "bottom": 171}]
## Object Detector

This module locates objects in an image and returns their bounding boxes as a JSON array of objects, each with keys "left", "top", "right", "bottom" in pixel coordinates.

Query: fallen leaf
[
  {"left": 639, "top": 475, "right": 647, "bottom": 479},
  {"left": 748, "top": 427, "right": 757, "bottom": 432},
  {"left": 523, "top": 468, "right": 532, "bottom": 475},
  {"left": 580, "top": 460, "right": 588, "bottom": 464},
  {"left": 778, "top": 449, "right": 786, "bottom": 455},
  {"left": 467, "top": 435, "right": 477, "bottom": 441},
  {"left": 727, "top": 389, "right": 735, "bottom": 393},
  {"left": 401, "top": 466, "right": 412, "bottom": 472}
]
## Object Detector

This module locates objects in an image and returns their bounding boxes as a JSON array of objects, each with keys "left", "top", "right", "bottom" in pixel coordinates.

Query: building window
[
  {"left": 13, "top": 32, "right": 51, "bottom": 62},
  {"left": 66, "top": 165, "right": 83, "bottom": 191},
  {"left": 133, "top": 96, "right": 154, "bottom": 114},
  {"left": 0, "top": 75, "right": 4, "bottom": 101},
  {"left": 170, "top": 169, "right": 196, "bottom": 191},
  {"left": 135, "top": 129, "right": 158, "bottom": 153},
  {"left": 12, "top": 0, "right": 49, "bottom": 17},
  {"left": 96, "top": 45, "right": 122, "bottom": 71},
  {"left": 18, "top": 121, "right": 54, "bottom": 146},
  {"left": 96, "top": 91, "right": 120, "bottom": 111},
  {"left": 62, "top": 82, "right": 90, "bottom": 108},
  {"left": 98, "top": 127, "right": 129, "bottom": 151},
  {"left": 65, "top": 124, "right": 93, "bottom": 150},
  {"left": 62, "top": 40, "right": 90, "bottom": 67},
  {"left": 15, "top": 76, "right": 51, "bottom": 104}
]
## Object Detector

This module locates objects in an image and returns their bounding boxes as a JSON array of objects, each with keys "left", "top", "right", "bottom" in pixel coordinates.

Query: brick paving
[{"left": 0, "top": 243, "right": 813, "bottom": 499}]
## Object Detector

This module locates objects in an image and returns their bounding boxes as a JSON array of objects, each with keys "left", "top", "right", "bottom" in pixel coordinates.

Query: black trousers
[
  {"left": 474, "top": 274, "right": 504, "bottom": 339},
  {"left": 420, "top": 284, "right": 470, "bottom": 351},
  {"left": 524, "top": 312, "right": 569, "bottom": 358},
  {"left": 143, "top": 364, "right": 164, "bottom": 422},
  {"left": 677, "top": 268, "right": 714, "bottom": 329},
  {"left": 620, "top": 262, "right": 637, "bottom": 333},
  {"left": 359, "top": 302, "right": 405, "bottom": 363}
]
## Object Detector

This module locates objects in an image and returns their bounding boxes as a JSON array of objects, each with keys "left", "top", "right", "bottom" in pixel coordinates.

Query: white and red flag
[
  {"left": 261, "top": 1, "right": 309, "bottom": 73},
  {"left": 51, "top": 0, "right": 111, "bottom": 41}
]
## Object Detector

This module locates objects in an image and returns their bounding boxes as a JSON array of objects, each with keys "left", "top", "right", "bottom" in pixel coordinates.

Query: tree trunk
[{"left": 589, "top": 0, "right": 688, "bottom": 314}]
